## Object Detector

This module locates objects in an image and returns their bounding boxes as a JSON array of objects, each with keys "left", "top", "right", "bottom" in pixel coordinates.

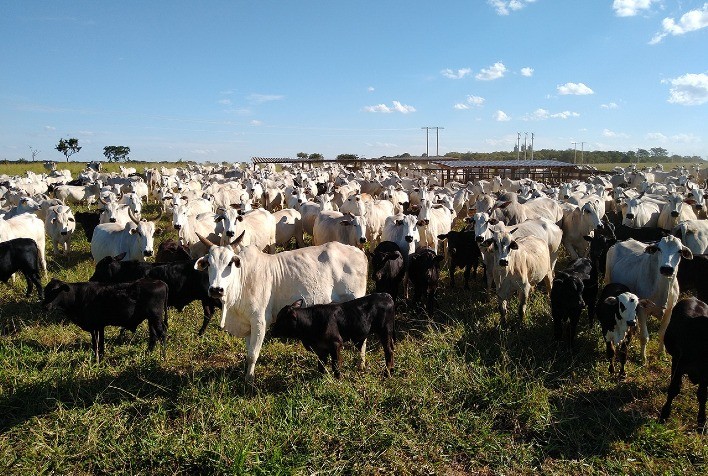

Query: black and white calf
[
  {"left": 0, "top": 238, "right": 43, "bottom": 300},
  {"left": 271, "top": 293, "right": 395, "bottom": 377},
  {"left": 659, "top": 297, "right": 708, "bottom": 430},
  {"left": 42, "top": 278, "right": 169, "bottom": 362}
]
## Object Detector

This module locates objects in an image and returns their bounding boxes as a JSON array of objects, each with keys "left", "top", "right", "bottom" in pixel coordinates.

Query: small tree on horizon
[
  {"left": 55, "top": 138, "right": 81, "bottom": 162},
  {"left": 103, "top": 145, "right": 131, "bottom": 162}
]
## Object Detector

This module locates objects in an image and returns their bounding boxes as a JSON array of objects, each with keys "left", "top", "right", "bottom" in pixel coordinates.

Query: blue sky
[{"left": 1, "top": 0, "right": 707, "bottom": 163}]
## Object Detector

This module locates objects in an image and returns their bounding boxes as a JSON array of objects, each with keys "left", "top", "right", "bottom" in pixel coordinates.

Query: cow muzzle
[
  {"left": 405, "top": 236, "right": 413, "bottom": 243},
  {"left": 109, "top": 218, "right": 117, "bottom": 223},
  {"left": 627, "top": 320, "right": 636, "bottom": 328},
  {"left": 226, "top": 231, "right": 235, "bottom": 237},
  {"left": 475, "top": 235, "right": 483, "bottom": 243},
  {"left": 659, "top": 266, "right": 674, "bottom": 277},
  {"left": 625, "top": 213, "right": 634, "bottom": 219},
  {"left": 209, "top": 286, "right": 224, "bottom": 298},
  {"left": 143, "top": 250, "right": 153, "bottom": 257},
  {"left": 174, "top": 224, "right": 182, "bottom": 230},
  {"left": 60, "top": 231, "right": 68, "bottom": 236},
  {"left": 670, "top": 211, "right": 679, "bottom": 218},
  {"left": 359, "top": 237, "right": 367, "bottom": 244},
  {"left": 498, "top": 259, "right": 509, "bottom": 267}
]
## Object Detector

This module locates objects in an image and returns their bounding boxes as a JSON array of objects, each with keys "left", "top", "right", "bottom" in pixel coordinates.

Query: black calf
[{"left": 0, "top": 238, "right": 43, "bottom": 300}]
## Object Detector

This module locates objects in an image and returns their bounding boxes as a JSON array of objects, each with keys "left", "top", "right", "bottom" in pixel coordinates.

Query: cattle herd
[{"left": 1, "top": 161, "right": 707, "bottom": 430}]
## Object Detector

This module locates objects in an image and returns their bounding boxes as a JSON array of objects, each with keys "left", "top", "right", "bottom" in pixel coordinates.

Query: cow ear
[
  {"left": 215, "top": 215, "right": 224, "bottom": 222},
  {"left": 51, "top": 217, "right": 56, "bottom": 223},
  {"left": 388, "top": 250, "right": 402, "bottom": 260},
  {"left": 681, "top": 247, "right": 694, "bottom": 260},
  {"left": 644, "top": 245, "right": 659, "bottom": 254},
  {"left": 230, "top": 256, "right": 241, "bottom": 268},
  {"left": 230, "top": 203, "right": 240, "bottom": 208},
  {"left": 395, "top": 219, "right": 404, "bottom": 226},
  {"left": 583, "top": 235, "right": 593, "bottom": 242},
  {"left": 488, "top": 218, "right": 499, "bottom": 225},
  {"left": 237, "top": 215, "right": 244, "bottom": 222},
  {"left": 508, "top": 227, "right": 518, "bottom": 235},
  {"left": 437, "top": 233, "right": 448, "bottom": 240},
  {"left": 482, "top": 238, "right": 494, "bottom": 248},
  {"left": 194, "top": 257, "right": 209, "bottom": 271},
  {"left": 340, "top": 220, "right": 351, "bottom": 226},
  {"left": 129, "top": 227, "right": 138, "bottom": 234},
  {"left": 604, "top": 296, "right": 617, "bottom": 306},
  {"left": 292, "top": 299, "right": 304, "bottom": 308},
  {"left": 154, "top": 228, "right": 164, "bottom": 236},
  {"left": 509, "top": 240, "right": 519, "bottom": 250},
  {"left": 114, "top": 252, "right": 127, "bottom": 261}
]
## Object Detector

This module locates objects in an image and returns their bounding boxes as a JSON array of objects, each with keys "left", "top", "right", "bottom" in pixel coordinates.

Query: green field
[{"left": 1, "top": 164, "right": 707, "bottom": 474}]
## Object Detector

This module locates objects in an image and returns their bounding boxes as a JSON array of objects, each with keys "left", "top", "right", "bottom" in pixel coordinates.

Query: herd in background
[{"left": 1, "top": 159, "right": 707, "bottom": 430}]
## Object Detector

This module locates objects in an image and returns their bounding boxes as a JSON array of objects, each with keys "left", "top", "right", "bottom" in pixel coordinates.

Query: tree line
[{"left": 442, "top": 147, "right": 703, "bottom": 164}]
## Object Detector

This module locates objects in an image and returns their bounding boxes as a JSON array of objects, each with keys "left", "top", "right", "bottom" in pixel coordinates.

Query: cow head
[
  {"left": 644, "top": 235, "right": 693, "bottom": 277},
  {"left": 42, "top": 278, "right": 72, "bottom": 312},
  {"left": 172, "top": 203, "right": 189, "bottom": 231},
  {"left": 482, "top": 228, "right": 519, "bottom": 267},
  {"left": 50, "top": 205, "right": 76, "bottom": 236},
  {"left": 392, "top": 214, "right": 420, "bottom": 246},
  {"left": 89, "top": 252, "right": 128, "bottom": 282},
  {"left": 271, "top": 299, "right": 304, "bottom": 337},
  {"left": 194, "top": 231, "right": 246, "bottom": 299},
  {"left": 371, "top": 245, "right": 402, "bottom": 282},
  {"left": 552, "top": 271, "right": 585, "bottom": 312},
  {"left": 127, "top": 209, "right": 162, "bottom": 259},
  {"left": 100, "top": 199, "right": 129, "bottom": 224},
  {"left": 340, "top": 212, "right": 367, "bottom": 245},
  {"left": 341, "top": 193, "right": 367, "bottom": 216},
  {"left": 470, "top": 212, "right": 499, "bottom": 243},
  {"left": 581, "top": 199, "right": 603, "bottom": 229}
]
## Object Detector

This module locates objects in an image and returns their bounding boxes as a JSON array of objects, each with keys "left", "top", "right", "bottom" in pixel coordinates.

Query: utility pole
[
  {"left": 524, "top": 132, "right": 528, "bottom": 160},
  {"left": 421, "top": 126, "right": 444, "bottom": 157},
  {"left": 571, "top": 142, "right": 578, "bottom": 164},
  {"left": 580, "top": 141, "right": 586, "bottom": 165},
  {"left": 516, "top": 132, "right": 521, "bottom": 160},
  {"left": 530, "top": 133, "right": 534, "bottom": 161}
]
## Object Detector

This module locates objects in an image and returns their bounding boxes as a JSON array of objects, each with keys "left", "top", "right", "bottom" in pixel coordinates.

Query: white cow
[
  {"left": 172, "top": 206, "right": 223, "bottom": 258},
  {"left": 560, "top": 199, "right": 605, "bottom": 259},
  {"left": 416, "top": 199, "right": 452, "bottom": 255},
  {"left": 656, "top": 193, "right": 697, "bottom": 231},
  {"left": 313, "top": 211, "right": 367, "bottom": 248},
  {"left": 621, "top": 196, "right": 664, "bottom": 228},
  {"left": 0, "top": 214, "right": 47, "bottom": 272},
  {"left": 44, "top": 205, "right": 76, "bottom": 254},
  {"left": 673, "top": 220, "right": 708, "bottom": 255},
  {"left": 53, "top": 184, "right": 100, "bottom": 205},
  {"left": 194, "top": 234, "right": 367, "bottom": 383},
  {"left": 604, "top": 235, "right": 693, "bottom": 359},
  {"left": 217, "top": 208, "right": 276, "bottom": 253},
  {"left": 272, "top": 209, "right": 302, "bottom": 248},
  {"left": 364, "top": 199, "right": 395, "bottom": 246},
  {"left": 382, "top": 214, "right": 420, "bottom": 262},
  {"left": 91, "top": 210, "right": 162, "bottom": 262},
  {"left": 482, "top": 228, "right": 553, "bottom": 325}
]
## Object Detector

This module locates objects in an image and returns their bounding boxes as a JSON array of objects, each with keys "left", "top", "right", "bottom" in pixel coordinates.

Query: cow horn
[
  {"left": 195, "top": 232, "right": 216, "bottom": 248},
  {"left": 230, "top": 230, "right": 246, "bottom": 250},
  {"left": 151, "top": 207, "right": 163, "bottom": 222},
  {"left": 99, "top": 196, "right": 108, "bottom": 205},
  {"left": 128, "top": 208, "right": 140, "bottom": 225}
]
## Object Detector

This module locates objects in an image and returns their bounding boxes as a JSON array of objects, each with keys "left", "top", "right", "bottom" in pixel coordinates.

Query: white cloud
[
  {"left": 191, "top": 149, "right": 217, "bottom": 155},
  {"left": 520, "top": 67, "right": 534, "bottom": 77},
  {"left": 488, "top": 0, "right": 537, "bottom": 16},
  {"left": 364, "top": 101, "right": 416, "bottom": 114},
  {"left": 601, "top": 102, "right": 619, "bottom": 109},
  {"left": 218, "top": 99, "right": 232, "bottom": 106},
  {"left": 662, "top": 73, "right": 708, "bottom": 105},
  {"left": 441, "top": 68, "right": 472, "bottom": 79},
  {"left": 602, "top": 128, "right": 629, "bottom": 138},
  {"left": 646, "top": 132, "right": 668, "bottom": 141},
  {"left": 650, "top": 4, "right": 708, "bottom": 44},
  {"left": 367, "top": 86, "right": 375, "bottom": 92},
  {"left": 613, "top": 0, "right": 657, "bottom": 17},
  {"left": 557, "top": 82, "right": 594, "bottom": 95},
  {"left": 250, "top": 120, "right": 262, "bottom": 126},
  {"left": 392, "top": 101, "right": 416, "bottom": 113},
  {"left": 454, "top": 103, "right": 470, "bottom": 110},
  {"left": 247, "top": 93, "right": 284, "bottom": 103},
  {"left": 523, "top": 108, "right": 579, "bottom": 120},
  {"left": 494, "top": 110, "right": 511, "bottom": 121},
  {"left": 476, "top": 62, "right": 507, "bottom": 81},
  {"left": 44, "top": 125, "right": 56, "bottom": 131},
  {"left": 671, "top": 133, "right": 701, "bottom": 143},
  {"left": 454, "top": 95, "right": 485, "bottom": 110}
]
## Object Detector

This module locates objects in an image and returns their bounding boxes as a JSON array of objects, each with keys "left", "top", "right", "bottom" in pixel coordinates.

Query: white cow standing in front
[
  {"left": 194, "top": 233, "right": 368, "bottom": 383},
  {"left": 604, "top": 235, "right": 693, "bottom": 360}
]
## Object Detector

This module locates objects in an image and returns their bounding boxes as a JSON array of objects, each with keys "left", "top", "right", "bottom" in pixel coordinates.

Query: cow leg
[
  {"left": 315, "top": 350, "right": 328, "bottom": 374},
  {"left": 357, "top": 339, "right": 367, "bottom": 371},
  {"left": 638, "top": 312, "right": 650, "bottom": 363},
  {"left": 98, "top": 328, "right": 106, "bottom": 362},
  {"left": 382, "top": 331, "right": 394, "bottom": 377},
  {"left": 698, "top": 382, "right": 707, "bottom": 430},
  {"left": 660, "top": 359, "right": 683, "bottom": 422},
  {"left": 657, "top": 299, "right": 676, "bottom": 355},
  {"left": 331, "top": 342, "right": 343, "bottom": 378},
  {"left": 463, "top": 263, "right": 471, "bottom": 290},
  {"left": 569, "top": 313, "right": 579, "bottom": 351},
  {"left": 91, "top": 330, "right": 100, "bottom": 363},
  {"left": 244, "top": 320, "right": 267, "bottom": 384},
  {"left": 606, "top": 342, "right": 616, "bottom": 375},
  {"left": 498, "top": 299, "right": 508, "bottom": 327},
  {"left": 618, "top": 339, "right": 629, "bottom": 379},
  {"left": 198, "top": 301, "right": 214, "bottom": 336},
  {"left": 518, "top": 284, "right": 531, "bottom": 324},
  {"left": 449, "top": 262, "right": 456, "bottom": 288}
]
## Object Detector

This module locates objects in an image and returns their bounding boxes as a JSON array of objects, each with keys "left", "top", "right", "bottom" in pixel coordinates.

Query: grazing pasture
[{"left": 0, "top": 162, "right": 707, "bottom": 475}]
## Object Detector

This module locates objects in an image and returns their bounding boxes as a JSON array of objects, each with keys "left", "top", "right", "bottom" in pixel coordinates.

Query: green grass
[{"left": 1, "top": 169, "right": 707, "bottom": 474}]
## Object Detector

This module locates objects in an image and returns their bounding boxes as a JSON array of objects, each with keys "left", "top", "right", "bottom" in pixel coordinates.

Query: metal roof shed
[{"left": 431, "top": 159, "right": 595, "bottom": 185}]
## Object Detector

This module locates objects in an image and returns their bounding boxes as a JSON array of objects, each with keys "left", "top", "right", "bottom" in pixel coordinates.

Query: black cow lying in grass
[
  {"left": 0, "top": 238, "right": 43, "bottom": 300},
  {"left": 660, "top": 297, "right": 708, "bottom": 431},
  {"left": 271, "top": 293, "right": 395, "bottom": 378},
  {"left": 42, "top": 278, "right": 168, "bottom": 362}
]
